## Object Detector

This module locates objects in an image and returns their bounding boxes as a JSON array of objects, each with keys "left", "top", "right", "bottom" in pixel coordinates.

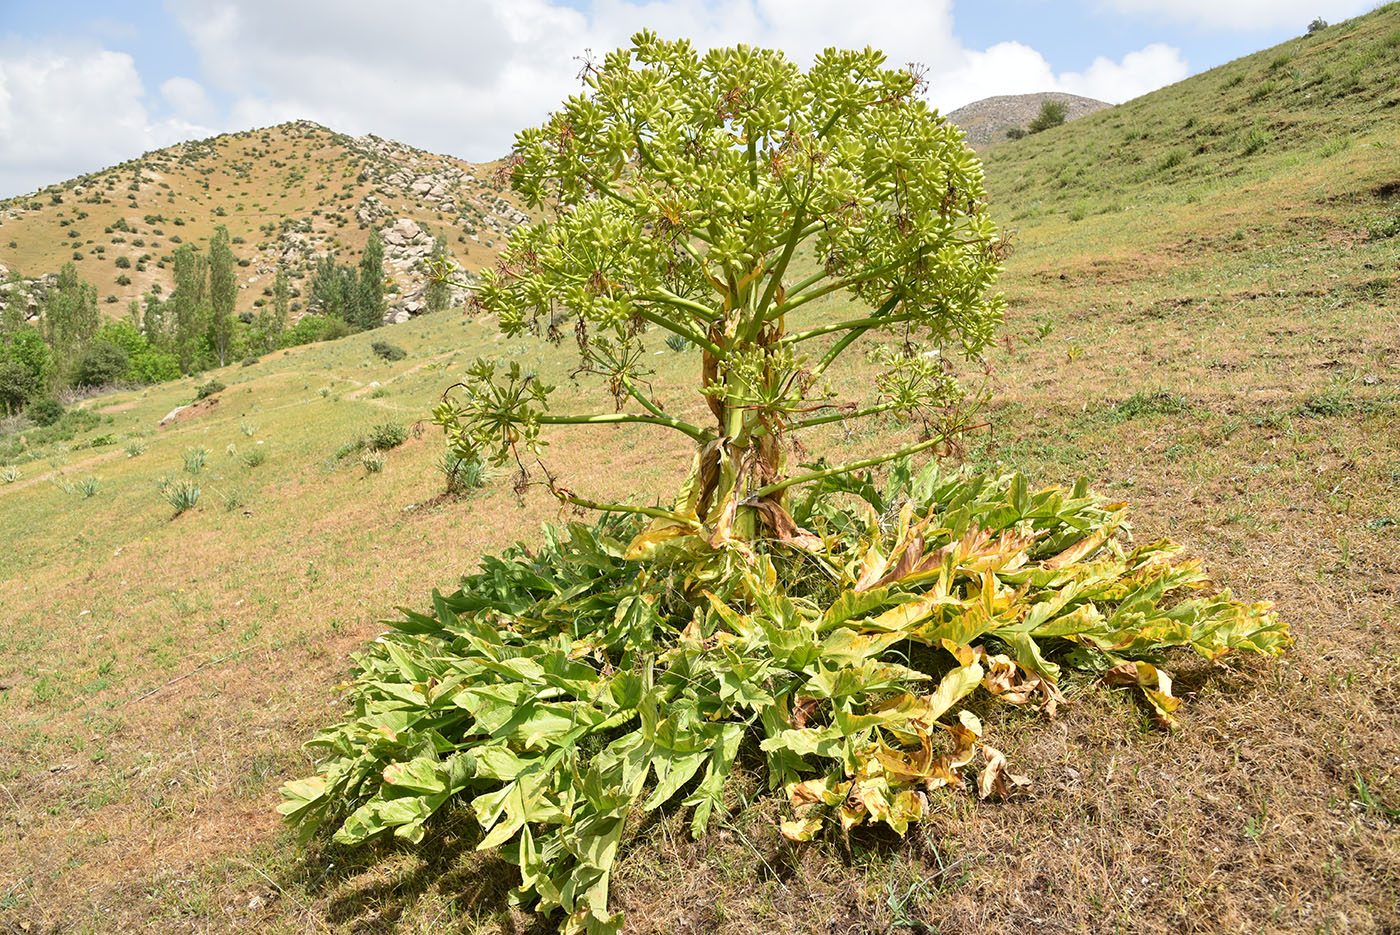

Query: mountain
[
  {"left": 0, "top": 121, "right": 531, "bottom": 324},
  {"left": 946, "top": 91, "right": 1110, "bottom": 148}
]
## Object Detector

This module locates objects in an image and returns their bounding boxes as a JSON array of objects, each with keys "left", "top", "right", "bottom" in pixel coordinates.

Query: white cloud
[
  {"left": 161, "top": 76, "right": 215, "bottom": 123},
  {"left": 165, "top": 0, "right": 1178, "bottom": 161},
  {"left": 926, "top": 40, "right": 1187, "bottom": 112},
  {"left": 0, "top": 42, "right": 213, "bottom": 197},
  {"left": 0, "top": 2, "right": 1198, "bottom": 195},
  {"left": 1059, "top": 42, "right": 1189, "bottom": 102},
  {"left": 1100, "top": 0, "right": 1375, "bottom": 30}
]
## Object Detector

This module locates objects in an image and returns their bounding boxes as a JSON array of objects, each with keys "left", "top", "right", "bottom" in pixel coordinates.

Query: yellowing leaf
[
  {"left": 977, "top": 744, "right": 1031, "bottom": 800},
  {"left": 1101, "top": 660, "right": 1181, "bottom": 728}
]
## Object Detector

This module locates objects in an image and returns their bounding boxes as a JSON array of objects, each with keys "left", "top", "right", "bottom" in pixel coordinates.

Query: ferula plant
[
  {"left": 432, "top": 32, "right": 1003, "bottom": 555},
  {"left": 285, "top": 34, "right": 1289, "bottom": 935}
]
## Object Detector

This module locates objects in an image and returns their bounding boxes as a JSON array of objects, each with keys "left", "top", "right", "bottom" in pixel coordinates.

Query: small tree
[
  {"left": 39, "top": 262, "right": 100, "bottom": 382},
  {"left": 355, "top": 229, "right": 386, "bottom": 330},
  {"left": 435, "top": 33, "right": 1004, "bottom": 551},
  {"left": 1307, "top": 17, "right": 1328, "bottom": 35},
  {"left": 424, "top": 236, "right": 451, "bottom": 314},
  {"left": 71, "top": 339, "right": 130, "bottom": 387},
  {"left": 170, "top": 244, "right": 209, "bottom": 373},
  {"left": 208, "top": 225, "right": 237, "bottom": 366},
  {"left": 1027, "top": 98, "right": 1068, "bottom": 133}
]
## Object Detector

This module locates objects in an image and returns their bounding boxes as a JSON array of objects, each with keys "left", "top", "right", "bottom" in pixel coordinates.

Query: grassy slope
[
  {"left": 0, "top": 121, "right": 526, "bottom": 319},
  {"left": 2, "top": 8, "right": 1399, "bottom": 934}
]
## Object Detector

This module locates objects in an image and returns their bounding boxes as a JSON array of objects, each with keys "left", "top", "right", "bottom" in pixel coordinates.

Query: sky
[{"left": 0, "top": 0, "right": 1381, "bottom": 198}]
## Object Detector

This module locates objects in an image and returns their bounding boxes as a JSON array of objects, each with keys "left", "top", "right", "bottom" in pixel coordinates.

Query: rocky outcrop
[
  {"left": 946, "top": 92, "right": 1111, "bottom": 149},
  {"left": 378, "top": 218, "right": 472, "bottom": 323}
]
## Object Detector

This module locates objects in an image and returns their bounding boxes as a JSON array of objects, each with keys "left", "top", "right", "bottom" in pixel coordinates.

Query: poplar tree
[
  {"left": 171, "top": 245, "right": 209, "bottom": 373},
  {"left": 207, "top": 225, "right": 237, "bottom": 366},
  {"left": 355, "top": 229, "right": 385, "bottom": 330},
  {"left": 40, "top": 262, "right": 100, "bottom": 382},
  {"left": 424, "top": 237, "right": 451, "bottom": 314}
]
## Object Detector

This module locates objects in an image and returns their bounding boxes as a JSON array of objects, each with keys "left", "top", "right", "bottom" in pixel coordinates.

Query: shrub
[
  {"left": 242, "top": 446, "right": 267, "bottom": 468},
  {"left": 27, "top": 398, "right": 64, "bottom": 427},
  {"left": 195, "top": 380, "right": 226, "bottom": 400},
  {"left": 1307, "top": 17, "right": 1328, "bottom": 35},
  {"left": 71, "top": 340, "right": 130, "bottom": 387},
  {"left": 371, "top": 340, "right": 406, "bottom": 361},
  {"left": 1366, "top": 203, "right": 1400, "bottom": 241},
  {"left": 280, "top": 465, "right": 1291, "bottom": 932},
  {"left": 1240, "top": 127, "right": 1271, "bottom": 156},
  {"left": 241, "top": 356, "right": 260, "bottom": 367},
  {"left": 1005, "top": 127, "right": 1027, "bottom": 141},
  {"left": 159, "top": 477, "right": 200, "bottom": 514},
  {"left": 1157, "top": 148, "right": 1187, "bottom": 172},
  {"left": 114, "top": 255, "right": 131, "bottom": 269},
  {"left": 1028, "top": 99, "right": 1068, "bottom": 133},
  {"left": 182, "top": 446, "right": 209, "bottom": 474},
  {"left": 366, "top": 421, "right": 408, "bottom": 451},
  {"left": 439, "top": 451, "right": 487, "bottom": 495}
]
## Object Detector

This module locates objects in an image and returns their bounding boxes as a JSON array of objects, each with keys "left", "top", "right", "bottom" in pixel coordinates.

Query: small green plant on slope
[
  {"left": 158, "top": 476, "right": 200, "bottom": 514},
  {"left": 1028, "top": 99, "right": 1068, "bottom": 133},
  {"left": 365, "top": 421, "right": 407, "bottom": 451},
  {"left": 371, "top": 340, "right": 406, "bottom": 361},
  {"left": 439, "top": 450, "right": 488, "bottom": 495},
  {"left": 195, "top": 379, "right": 225, "bottom": 400},
  {"left": 285, "top": 35, "right": 1291, "bottom": 935},
  {"left": 181, "top": 446, "right": 208, "bottom": 474}
]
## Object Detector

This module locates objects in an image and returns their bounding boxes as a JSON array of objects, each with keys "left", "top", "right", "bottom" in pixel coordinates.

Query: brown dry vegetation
[{"left": 2, "top": 8, "right": 1399, "bottom": 935}]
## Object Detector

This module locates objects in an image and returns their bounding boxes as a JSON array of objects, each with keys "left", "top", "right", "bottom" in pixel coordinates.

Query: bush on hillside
[
  {"left": 26, "top": 397, "right": 64, "bottom": 427},
  {"left": 281, "top": 463, "right": 1290, "bottom": 933},
  {"left": 71, "top": 340, "right": 130, "bottom": 387},
  {"left": 283, "top": 35, "right": 1294, "bottom": 935},
  {"left": 371, "top": 340, "right": 406, "bottom": 361},
  {"left": 1028, "top": 99, "right": 1069, "bottom": 133},
  {"left": 1308, "top": 17, "right": 1328, "bottom": 35},
  {"left": 365, "top": 421, "right": 408, "bottom": 451},
  {"left": 194, "top": 380, "right": 226, "bottom": 400}
]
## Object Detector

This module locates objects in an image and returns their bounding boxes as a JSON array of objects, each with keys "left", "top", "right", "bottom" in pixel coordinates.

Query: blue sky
[{"left": 0, "top": 0, "right": 1378, "bottom": 198}]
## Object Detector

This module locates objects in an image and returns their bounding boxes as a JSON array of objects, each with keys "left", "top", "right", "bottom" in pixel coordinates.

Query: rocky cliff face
[{"left": 946, "top": 92, "right": 1111, "bottom": 149}]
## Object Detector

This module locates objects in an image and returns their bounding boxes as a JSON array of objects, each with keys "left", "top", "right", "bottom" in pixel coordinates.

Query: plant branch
[
  {"left": 780, "top": 310, "right": 918, "bottom": 347},
  {"left": 551, "top": 489, "right": 700, "bottom": 526},
  {"left": 538, "top": 410, "right": 710, "bottom": 442},
  {"left": 633, "top": 304, "right": 724, "bottom": 357},
  {"left": 785, "top": 401, "right": 900, "bottom": 431},
  {"left": 749, "top": 429, "right": 965, "bottom": 500},
  {"left": 620, "top": 375, "right": 668, "bottom": 420}
]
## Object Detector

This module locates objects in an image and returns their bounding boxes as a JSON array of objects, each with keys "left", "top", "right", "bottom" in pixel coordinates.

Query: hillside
[
  {"left": 1, "top": 6, "right": 1399, "bottom": 935},
  {"left": 0, "top": 121, "right": 531, "bottom": 324},
  {"left": 946, "top": 91, "right": 1110, "bottom": 148}
]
